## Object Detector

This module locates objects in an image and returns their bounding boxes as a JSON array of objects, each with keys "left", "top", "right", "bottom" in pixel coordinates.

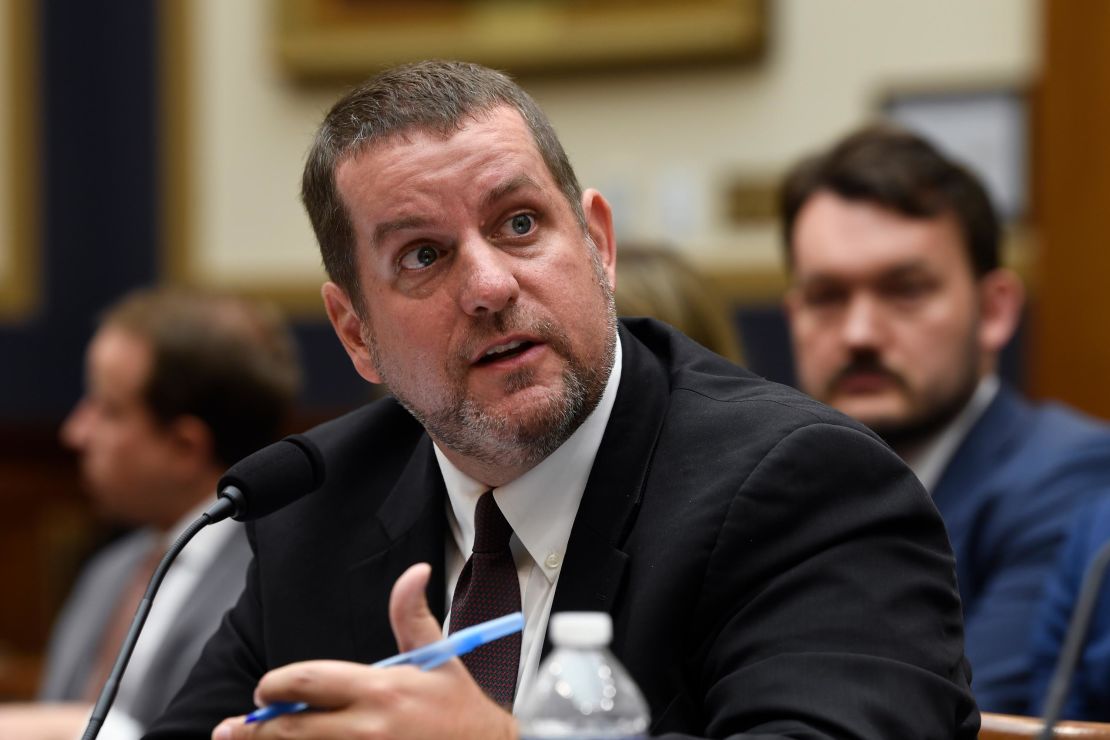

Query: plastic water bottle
[{"left": 517, "top": 612, "right": 650, "bottom": 739}]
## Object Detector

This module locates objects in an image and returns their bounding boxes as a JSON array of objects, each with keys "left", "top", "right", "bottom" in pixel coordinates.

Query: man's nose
[
  {"left": 841, "top": 295, "right": 886, "bottom": 348},
  {"left": 60, "top": 398, "right": 91, "bottom": 450},
  {"left": 454, "top": 237, "right": 520, "bottom": 316}
]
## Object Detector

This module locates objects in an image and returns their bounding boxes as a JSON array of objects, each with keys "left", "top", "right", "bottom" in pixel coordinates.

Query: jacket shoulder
[{"left": 622, "top": 316, "right": 879, "bottom": 441}]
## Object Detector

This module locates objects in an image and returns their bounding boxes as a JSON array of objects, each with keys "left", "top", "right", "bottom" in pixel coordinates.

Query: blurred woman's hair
[{"left": 615, "top": 244, "right": 744, "bottom": 364}]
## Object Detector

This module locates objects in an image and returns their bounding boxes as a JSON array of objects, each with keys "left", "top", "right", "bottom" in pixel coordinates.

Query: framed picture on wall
[
  {"left": 161, "top": 0, "right": 767, "bottom": 315},
  {"left": 0, "top": 0, "right": 39, "bottom": 321},
  {"left": 274, "top": 0, "right": 767, "bottom": 82},
  {"left": 881, "top": 85, "right": 1029, "bottom": 223}
]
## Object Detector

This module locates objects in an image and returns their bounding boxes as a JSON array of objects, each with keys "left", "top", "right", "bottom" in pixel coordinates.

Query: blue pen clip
[{"left": 243, "top": 612, "right": 524, "bottom": 724}]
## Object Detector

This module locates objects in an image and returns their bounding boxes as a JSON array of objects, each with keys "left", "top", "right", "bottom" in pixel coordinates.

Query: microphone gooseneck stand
[
  {"left": 80, "top": 497, "right": 237, "bottom": 740},
  {"left": 1037, "top": 537, "right": 1110, "bottom": 740},
  {"left": 77, "top": 433, "right": 324, "bottom": 740}
]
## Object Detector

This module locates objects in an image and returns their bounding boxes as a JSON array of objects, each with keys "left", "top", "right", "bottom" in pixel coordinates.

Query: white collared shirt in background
[{"left": 92, "top": 500, "right": 238, "bottom": 740}]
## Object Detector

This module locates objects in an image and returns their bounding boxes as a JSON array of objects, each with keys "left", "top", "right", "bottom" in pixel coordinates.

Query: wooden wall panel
[
  {"left": 1033, "top": 0, "right": 1110, "bottom": 418},
  {"left": 0, "top": 426, "right": 102, "bottom": 699}
]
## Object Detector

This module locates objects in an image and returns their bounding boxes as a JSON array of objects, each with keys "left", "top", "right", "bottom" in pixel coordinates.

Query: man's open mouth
[{"left": 474, "top": 339, "right": 536, "bottom": 365}]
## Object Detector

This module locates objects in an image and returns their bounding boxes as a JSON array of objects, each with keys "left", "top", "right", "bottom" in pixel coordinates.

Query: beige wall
[{"left": 175, "top": 0, "right": 1039, "bottom": 304}]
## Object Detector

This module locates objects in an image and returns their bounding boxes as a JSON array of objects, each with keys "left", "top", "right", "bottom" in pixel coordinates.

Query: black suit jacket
[{"left": 147, "top": 319, "right": 978, "bottom": 738}]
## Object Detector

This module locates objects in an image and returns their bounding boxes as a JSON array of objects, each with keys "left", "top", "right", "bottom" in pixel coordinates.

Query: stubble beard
[
  {"left": 865, "top": 335, "right": 983, "bottom": 454},
  {"left": 367, "top": 250, "right": 617, "bottom": 472}
]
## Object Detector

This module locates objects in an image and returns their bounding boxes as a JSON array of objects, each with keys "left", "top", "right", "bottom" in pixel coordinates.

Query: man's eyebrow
[
  {"left": 371, "top": 215, "right": 430, "bottom": 250},
  {"left": 796, "top": 260, "right": 933, "bottom": 288},
  {"left": 481, "top": 174, "right": 543, "bottom": 212},
  {"left": 880, "top": 261, "right": 934, "bottom": 280},
  {"left": 369, "top": 176, "right": 542, "bottom": 249}
]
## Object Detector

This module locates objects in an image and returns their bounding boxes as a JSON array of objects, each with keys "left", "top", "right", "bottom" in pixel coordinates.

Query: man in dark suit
[
  {"left": 148, "top": 61, "right": 977, "bottom": 739},
  {"left": 780, "top": 125, "right": 1110, "bottom": 714},
  {"left": 0, "top": 287, "right": 299, "bottom": 740}
]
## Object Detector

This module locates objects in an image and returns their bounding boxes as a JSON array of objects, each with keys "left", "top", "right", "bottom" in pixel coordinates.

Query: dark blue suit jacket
[
  {"left": 1029, "top": 498, "right": 1110, "bottom": 720},
  {"left": 147, "top": 319, "right": 977, "bottom": 738},
  {"left": 932, "top": 385, "right": 1110, "bottom": 713}
]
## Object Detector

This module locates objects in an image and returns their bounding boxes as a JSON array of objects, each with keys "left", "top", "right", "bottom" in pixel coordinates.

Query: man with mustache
[
  {"left": 782, "top": 125, "right": 1110, "bottom": 714},
  {"left": 146, "top": 62, "right": 976, "bottom": 739}
]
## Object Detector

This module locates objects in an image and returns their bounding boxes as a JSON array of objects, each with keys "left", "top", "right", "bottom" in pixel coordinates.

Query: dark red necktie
[
  {"left": 82, "top": 540, "right": 164, "bottom": 701},
  {"left": 449, "top": 491, "right": 522, "bottom": 706}
]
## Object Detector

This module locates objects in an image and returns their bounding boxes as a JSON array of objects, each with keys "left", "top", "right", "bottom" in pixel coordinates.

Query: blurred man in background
[
  {"left": 0, "top": 287, "right": 300, "bottom": 739},
  {"left": 781, "top": 125, "right": 1110, "bottom": 713}
]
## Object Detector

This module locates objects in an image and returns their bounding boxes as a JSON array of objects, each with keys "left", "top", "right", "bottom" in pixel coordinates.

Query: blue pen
[{"left": 244, "top": 612, "right": 524, "bottom": 724}]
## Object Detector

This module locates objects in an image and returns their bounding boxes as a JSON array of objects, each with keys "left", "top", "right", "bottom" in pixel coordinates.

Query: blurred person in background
[
  {"left": 614, "top": 243, "right": 744, "bottom": 365},
  {"left": 1028, "top": 496, "right": 1110, "bottom": 719},
  {"left": 781, "top": 124, "right": 1110, "bottom": 714},
  {"left": 0, "top": 287, "right": 300, "bottom": 740}
]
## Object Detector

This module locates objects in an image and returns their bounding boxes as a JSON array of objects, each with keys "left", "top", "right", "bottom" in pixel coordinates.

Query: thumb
[{"left": 388, "top": 562, "right": 443, "bottom": 653}]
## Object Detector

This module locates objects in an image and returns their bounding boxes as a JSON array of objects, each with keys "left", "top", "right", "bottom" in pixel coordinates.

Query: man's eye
[
  {"left": 803, "top": 287, "right": 846, "bottom": 308},
  {"left": 399, "top": 245, "right": 440, "bottom": 270},
  {"left": 508, "top": 213, "right": 535, "bottom": 235},
  {"left": 882, "top": 280, "right": 933, "bottom": 302}
]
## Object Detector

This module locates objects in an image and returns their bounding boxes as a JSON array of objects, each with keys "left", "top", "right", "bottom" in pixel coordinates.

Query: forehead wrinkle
[{"left": 481, "top": 173, "right": 543, "bottom": 212}]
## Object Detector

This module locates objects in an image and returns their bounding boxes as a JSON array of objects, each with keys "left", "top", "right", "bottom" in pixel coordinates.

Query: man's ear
[
  {"left": 165, "top": 414, "right": 214, "bottom": 474},
  {"left": 581, "top": 189, "right": 617, "bottom": 291},
  {"left": 322, "top": 281, "right": 382, "bottom": 384},
  {"left": 978, "top": 267, "right": 1025, "bottom": 355}
]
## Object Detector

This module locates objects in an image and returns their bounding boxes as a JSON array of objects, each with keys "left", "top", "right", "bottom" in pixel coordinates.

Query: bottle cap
[{"left": 549, "top": 611, "right": 612, "bottom": 648}]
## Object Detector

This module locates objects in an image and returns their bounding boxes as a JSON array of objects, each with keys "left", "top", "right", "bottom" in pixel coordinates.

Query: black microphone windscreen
[{"left": 216, "top": 434, "right": 326, "bottom": 521}]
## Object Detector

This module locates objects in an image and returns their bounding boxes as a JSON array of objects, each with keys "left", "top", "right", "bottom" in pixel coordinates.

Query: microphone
[
  {"left": 80, "top": 434, "right": 326, "bottom": 740},
  {"left": 1037, "top": 537, "right": 1110, "bottom": 739},
  {"left": 210, "top": 433, "right": 326, "bottom": 522}
]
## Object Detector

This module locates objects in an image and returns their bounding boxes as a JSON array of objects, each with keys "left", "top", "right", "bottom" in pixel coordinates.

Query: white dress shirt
[
  {"left": 93, "top": 500, "right": 238, "bottom": 740},
  {"left": 433, "top": 335, "right": 623, "bottom": 712}
]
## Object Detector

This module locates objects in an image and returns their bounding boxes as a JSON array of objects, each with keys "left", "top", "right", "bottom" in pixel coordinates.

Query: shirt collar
[
  {"left": 435, "top": 334, "right": 623, "bottom": 583},
  {"left": 903, "top": 375, "right": 999, "bottom": 493}
]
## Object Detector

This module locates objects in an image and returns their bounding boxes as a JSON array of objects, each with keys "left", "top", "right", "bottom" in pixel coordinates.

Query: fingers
[
  {"left": 388, "top": 562, "right": 443, "bottom": 653},
  {"left": 213, "top": 709, "right": 381, "bottom": 740},
  {"left": 253, "top": 660, "right": 385, "bottom": 710},
  {"left": 211, "top": 715, "right": 244, "bottom": 740},
  {"left": 213, "top": 659, "right": 457, "bottom": 740},
  {"left": 212, "top": 564, "right": 462, "bottom": 739},
  {"left": 385, "top": 563, "right": 472, "bottom": 683},
  {"left": 227, "top": 660, "right": 425, "bottom": 738}
]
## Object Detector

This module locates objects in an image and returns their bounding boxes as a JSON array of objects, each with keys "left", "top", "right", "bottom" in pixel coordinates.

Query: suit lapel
[
  {"left": 346, "top": 434, "right": 447, "bottom": 663},
  {"left": 343, "top": 323, "right": 672, "bottom": 661},
  {"left": 551, "top": 324, "right": 670, "bottom": 644},
  {"left": 932, "top": 385, "right": 1028, "bottom": 511}
]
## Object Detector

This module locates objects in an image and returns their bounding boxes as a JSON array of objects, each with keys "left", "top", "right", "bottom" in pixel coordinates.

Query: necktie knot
[{"left": 472, "top": 490, "right": 512, "bottom": 554}]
